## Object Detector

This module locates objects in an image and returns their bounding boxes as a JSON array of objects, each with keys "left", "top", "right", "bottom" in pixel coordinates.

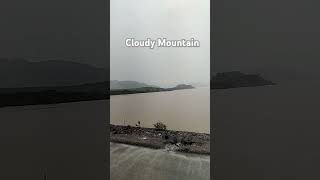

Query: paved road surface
[{"left": 110, "top": 142, "right": 210, "bottom": 180}]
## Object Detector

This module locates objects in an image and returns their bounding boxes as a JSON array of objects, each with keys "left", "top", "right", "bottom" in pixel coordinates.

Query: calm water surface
[
  {"left": 214, "top": 81, "right": 320, "bottom": 180},
  {"left": 111, "top": 87, "right": 210, "bottom": 133},
  {"left": 0, "top": 100, "right": 107, "bottom": 180}
]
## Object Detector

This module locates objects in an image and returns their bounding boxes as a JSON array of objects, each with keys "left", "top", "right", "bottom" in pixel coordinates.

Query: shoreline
[
  {"left": 110, "top": 124, "right": 211, "bottom": 155},
  {"left": 110, "top": 85, "right": 194, "bottom": 96},
  {"left": 0, "top": 92, "right": 108, "bottom": 108}
]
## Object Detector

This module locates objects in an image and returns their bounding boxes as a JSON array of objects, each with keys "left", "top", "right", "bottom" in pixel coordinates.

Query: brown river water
[{"left": 111, "top": 87, "right": 210, "bottom": 133}]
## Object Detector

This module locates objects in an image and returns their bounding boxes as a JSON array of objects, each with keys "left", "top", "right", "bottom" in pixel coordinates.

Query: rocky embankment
[{"left": 110, "top": 124, "right": 210, "bottom": 155}]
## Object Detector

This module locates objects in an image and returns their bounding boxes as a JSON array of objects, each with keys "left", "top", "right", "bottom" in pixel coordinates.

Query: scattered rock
[
  {"left": 168, "top": 136, "right": 178, "bottom": 144},
  {"left": 162, "top": 133, "right": 169, "bottom": 140},
  {"left": 181, "top": 136, "right": 194, "bottom": 145},
  {"left": 110, "top": 124, "right": 210, "bottom": 155}
]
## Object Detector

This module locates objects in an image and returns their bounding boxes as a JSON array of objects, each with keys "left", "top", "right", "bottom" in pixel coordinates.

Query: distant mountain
[
  {"left": 0, "top": 81, "right": 109, "bottom": 107},
  {"left": 253, "top": 66, "right": 320, "bottom": 84},
  {"left": 0, "top": 81, "right": 108, "bottom": 94},
  {"left": 0, "top": 59, "right": 108, "bottom": 88},
  {"left": 110, "top": 84, "right": 194, "bottom": 95},
  {"left": 171, "top": 84, "right": 194, "bottom": 90},
  {"left": 0, "top": 82, "right": 194, "bottom": 107},
  {"left": 110, "top": 80, "right": 157, "bottom": 90},
  {"left": 211, "top": 71, "right": 274, "bottom": 89}
]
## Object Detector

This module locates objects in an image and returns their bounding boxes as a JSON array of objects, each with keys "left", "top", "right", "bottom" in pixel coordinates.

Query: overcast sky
[
  {"left": 213, "top": 0, "right": 320, "bottom": 82},
  {"left": 1, "top": 0, "right": 320, "bottom": 85},
  {"left": 0, "top": 0, "right": 108, "bottom": 68},
  {"left": 111, "top": 0, "right": 210, "bottom": 87}
]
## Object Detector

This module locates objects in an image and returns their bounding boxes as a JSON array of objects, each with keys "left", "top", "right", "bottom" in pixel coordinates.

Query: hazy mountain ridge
[
  {"left": 0, "top": 59, "right": 108, "bottom": 88},
  {"left": 110, "top": 84, "right": 194, "bottom": 95},
  {"left": 212, "top": 71, "right": 274, "bottom": 89},
  {"left": 110, "top": 80, "right": 157, "bottom": 90},
  {"left": 0, "top": 81, "right": 109, "bottom": 107},
  {"left": 0, "top": 81, "right": 108, "bottom": 94},
  {"left": 0, "top": 79, "right": 195, "bottom": 107}
]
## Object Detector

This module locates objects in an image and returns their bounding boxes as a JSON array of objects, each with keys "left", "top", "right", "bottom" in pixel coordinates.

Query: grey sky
[
  {"left": 2, "top": 0, "right": 319, "bottom": 85},
  {"left": 213, "top": 0, "right": 320, "bottom": 82},
  {"left": 0, "top": 0, "right": 107, "bottom": 68},
  {"left": 111, "top": 0, "right": 210, "bottom": 87}
]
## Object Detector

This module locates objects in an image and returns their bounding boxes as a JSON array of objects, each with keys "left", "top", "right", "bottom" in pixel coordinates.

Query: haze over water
[
  {"left": 0, "top": 100, "right": 106, "bottom": 179},
  {"left": 111, "top": 87, "right": 210, "bottom": 134},
  {"left": 214, "top": 81, "right": 320, "bottom": 179}
]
